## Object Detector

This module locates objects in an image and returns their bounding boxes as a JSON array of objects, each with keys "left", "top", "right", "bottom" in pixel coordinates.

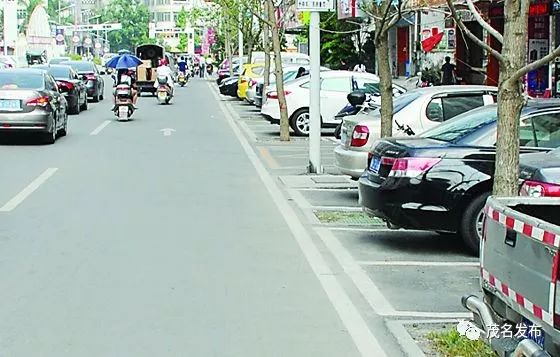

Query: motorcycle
[
  {"left": 156, "top": 75, "right": 173, "bottom": 104},
  {"left": 178, "top": 72, "right": 187, "bottom": 87},
  {"left": 113, "top": 84, "right": 135, "bottom": 121}
]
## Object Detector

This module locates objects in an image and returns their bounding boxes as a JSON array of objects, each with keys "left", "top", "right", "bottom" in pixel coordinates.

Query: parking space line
[
  {"left": 392, "top": 311, "right": 472, "bottom": 318},
  {"left": 0, "top": 168, "right": 58, "bottom": 212},
  {"left": 358, "top": 261, "right": 479, "bottom": 267},
  {"left": 212, "top": 83, "right": 388, "bottom": 357},
  {"left": 90, "top": 120, "right": 111, "bottom": 135},
  {"left": 386, "top": 320, "right": 427, "bottom": 357},
  {"left": 257, "top": 147, "right": 280, "bottom": 169},
  {"left": 239, "top": 121, "right": 257, "bottom": 142}
]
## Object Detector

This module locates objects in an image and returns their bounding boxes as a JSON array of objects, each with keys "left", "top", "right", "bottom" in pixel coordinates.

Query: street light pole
[
  {"left": 3, "top": 0, "right": 8, "bottom": 56},
  {"left": 308, "top": 11, "right": 322, "bottom": 173},
  {"left": 238, "top": 10, "right": 243, "bottom": 73}
]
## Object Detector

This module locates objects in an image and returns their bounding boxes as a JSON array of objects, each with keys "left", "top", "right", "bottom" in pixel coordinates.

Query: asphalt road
[{"left": 0, "top": 78, "right": 367, "bottom": 356}]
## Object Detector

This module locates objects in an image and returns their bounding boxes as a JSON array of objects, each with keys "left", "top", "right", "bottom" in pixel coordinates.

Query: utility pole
[
  {"left": 308, "top": 11, "right": 321, "bottom": 173},
  {"left": 238, "top": 10, "right": 243, "bottom": 73},
  {"left": 3, "top": 0, "right": 8, "bottom": 56}
]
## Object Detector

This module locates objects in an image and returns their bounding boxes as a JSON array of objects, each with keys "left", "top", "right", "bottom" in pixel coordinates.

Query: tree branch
[
  {"left": 446, "top": 0, "right": 505, "bottom": 63},
  {"left": 465, "top": 0, "right": 502, "bottom": 44},
  {"left": 512, "top": 45, "right": 560, "bottom": 81},
  {"left": 374, "top": 0, "right": 393, "bottom": 43},
  {"left": 246, "top": 4, "right": 274, "bottom": 28}
]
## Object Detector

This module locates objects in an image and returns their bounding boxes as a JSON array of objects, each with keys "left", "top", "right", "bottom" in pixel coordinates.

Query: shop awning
[{"left": 421, "top": 32, "right": 444, "bottom": 52}]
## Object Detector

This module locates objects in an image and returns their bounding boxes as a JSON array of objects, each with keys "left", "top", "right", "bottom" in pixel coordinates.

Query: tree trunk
[
  {"left": 246, "top": 19, "right": 254, "bottom": 63},
  {"left": 226, "top": 27, "right": 233, "bottom": 77},
  {"left": 268, "top": 0, "right": 289, "bottom": 141},
  {"left": 492, "top": 0, "right": 529, "bottom": 197},
  {"left": 263, "top": 1, "right": 271, "bottom": 90},
  {"left": 376, "top": 30, "right": 394, "bottom": 138}
]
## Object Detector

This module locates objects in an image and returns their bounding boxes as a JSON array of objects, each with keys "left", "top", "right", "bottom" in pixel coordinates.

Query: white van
[{"left": 251, "top": 51, "right": 309, "bottom": 65}]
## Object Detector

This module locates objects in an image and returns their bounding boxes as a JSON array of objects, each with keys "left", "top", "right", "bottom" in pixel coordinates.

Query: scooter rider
[
  {"left": 154, "top": 58, "right": 174, "bottom": 95},
  {"left": 113, "top": 68, "right": 138, "bottom": 109},
  {"left": 178, "top": 56, "right": 187, "bottom": 76}
]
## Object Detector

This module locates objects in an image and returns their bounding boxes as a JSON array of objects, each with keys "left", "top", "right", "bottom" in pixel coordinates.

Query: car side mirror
[{"left": 347, "top": 91, "right": 367, "bottom": 107}]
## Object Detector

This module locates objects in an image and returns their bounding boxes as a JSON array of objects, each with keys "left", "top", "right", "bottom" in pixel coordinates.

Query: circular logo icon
[
  {"left": 55, "top": 34, "right": 64, "bottom": 42},
  {"left": 103, "top": 47, "right": 110, "bottom": 53},
  {"left": 72, "top": 36, "right": 80, "bottom": 43},
  {"left": 84, "top": 38, "right": 92, "bottom": 45},
  {"left": 94, "top": 42, "right": 101, "bottom": 49}
]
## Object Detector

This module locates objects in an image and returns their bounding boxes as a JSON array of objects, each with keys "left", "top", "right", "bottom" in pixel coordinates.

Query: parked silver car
[
  {"left": 0, "top": 68, "right": 68, "bottom": 144},
  {"left": 334, "top": 85, "right": 498, "bottom": 179}
]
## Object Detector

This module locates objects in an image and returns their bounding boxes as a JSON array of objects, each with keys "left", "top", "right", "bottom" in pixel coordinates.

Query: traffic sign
[
  {"left": 72, "top": 36, "right": 80, "bottom": 43},
  {"left": 94, "top": 42, "right": 101, "bottom": 49},
  {"left": 296, "top": 0, "right": 334, "bottom": 11},
  {"left": 55, "top": 34, "right": 64, "bottom": 42},
  {"left": 84, "top": 37, "right": 92, "bottom": 46},
  {"left": 103, "top": 47, "right": 110, "bottom": 52},
  {"left": 57, "top": 23, "right": 122, "bottom": 32}
]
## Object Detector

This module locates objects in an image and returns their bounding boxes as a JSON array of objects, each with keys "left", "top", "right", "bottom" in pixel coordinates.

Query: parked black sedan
[
  {"left": 219, "top": 75, "right": 240, "bottom": 97},
  {"left": 358, "top": 100, "right": 560, "bottom": 254},
  {"left": 60, "top": 61, "right": 104, "bottom": 102},
  {"left": 519, "top": 148, "right": 560, "bottom": 197},
  {"left": 35, "top": 64, "right": 87, "bottom": 114}
]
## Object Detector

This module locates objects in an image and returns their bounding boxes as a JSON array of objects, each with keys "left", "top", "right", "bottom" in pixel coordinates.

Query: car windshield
[
  {"left": 370, "top": 91, "right": 421, "bottom": 115},
  {"left": 421, "top": 105, "right": 498, "bottom": 142},
  {"left": 64, "top": 62, "right": 94, "bottom": 72},
  {"left": 0, "top": 72, "right": 43, "bottom": 89},
  {"left": 44, "top": 66, "right": 71, "bottom": 79}
]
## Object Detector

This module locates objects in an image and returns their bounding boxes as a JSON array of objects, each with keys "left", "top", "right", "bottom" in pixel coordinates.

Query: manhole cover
[
  {"left": 312, "top": 176, "right": 352, "bottom": 184},
  {"left": 314, "top": 211, "right": 384, "bottom": 226}
]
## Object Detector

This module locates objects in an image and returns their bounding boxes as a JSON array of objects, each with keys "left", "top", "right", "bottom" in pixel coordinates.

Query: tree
[
  {"left": 21, "top": 0, "right": 43, "bottom": 31},
  {"left": 47, "top": 0, "right": 73, "bottom": 24},
  {"left": 362, "top": 0, "right": 409, "bottom": 138},
  {"left": 100, "top": 0, "right": 150, "bottom": 51},
  {"left": 446, "top": 0, "right": 560, "bottom": 196},
  {"left": 319, "top": 13, "right": 360, "bottom": 69},
  {"left": 176, "top": 7, "right": 188, "bottom": 52}
]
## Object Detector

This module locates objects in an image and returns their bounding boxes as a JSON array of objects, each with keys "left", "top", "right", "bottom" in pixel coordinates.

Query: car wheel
[
  {"left": 43, "top": 115, "right": 57, "bottom": 144},
  {"left": 334, "top": 123, "right": 342, "bottom": 139},
  {"left": 69, "top": 99, "right": 80, "bottom": 115},
  {"left": 290, "top": 109, "right": 310, "bottom": 136},
  {"left": 100, "top": 86, "right": 104, "bottom": 100},
  {"left": 58, "top": 112, "right": 68, "bottom": 137},
  {"left": 460, "top": 192, "right": 491, "bottom": 255},
  {"left": 92, "top": 92, "right": 100, "bottom": 103},
  {"left": 80, "top": 95, "right": 88, "bottom": 111}
]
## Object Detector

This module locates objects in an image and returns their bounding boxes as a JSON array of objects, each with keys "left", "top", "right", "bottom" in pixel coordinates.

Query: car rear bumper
[
  {"left": 262, "top": 114, "right": 280, "bottom": 125},
  {"left": 358, "top": 176, "right": 457, "bottom": 232},
  {"left": 0, "top": 112, "right": 52, "bottom": 132},
  {"left": 334, "top": 145, "right": 368, "bottom": 178},
  {"left": 255, "top": 95, "right": 262, "bottom": 108}
]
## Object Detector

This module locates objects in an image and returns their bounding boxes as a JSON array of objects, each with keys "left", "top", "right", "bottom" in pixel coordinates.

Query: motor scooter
[
  {"left": 113, "top": 84, "right": 135, "bottom": 120},
  {"left": 156, "top": 76, "right": 173, "bottom": 104},
  {"left": 178, "top": 72, "right": 187, "bottom": 87}
]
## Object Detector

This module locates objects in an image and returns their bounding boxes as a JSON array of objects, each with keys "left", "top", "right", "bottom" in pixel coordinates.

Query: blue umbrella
[{"left": 105, "top": 54, "right": 142, "bottom": 69}]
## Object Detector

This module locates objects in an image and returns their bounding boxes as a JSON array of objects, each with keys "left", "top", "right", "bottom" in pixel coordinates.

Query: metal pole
[
  {"left": 3, "top": 0, "right": 8, "bottom": 56},
  {"left": 308, "top": 11, "right": 322, "bottom": 174},
  {"left": 238, "top": 10, "right": 243, "bottom": 73}
]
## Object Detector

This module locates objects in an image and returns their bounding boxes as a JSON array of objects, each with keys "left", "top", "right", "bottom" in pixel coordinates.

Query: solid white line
[
  {"left": 392, "top": 311, "right": 473, "bottom": 318},
  {"left": 90, "top": 120, "right": 111, "bottom": 135},
  {"left": 386, "top": 320, "right": 427, "bottom": 357},
  {"left": 0, "top": 168, "right": 58, "bottom": 212},
  {"left": 358, "top": 261, "right": 479, "bottom": 267},
  {"left": 210, "top": 82, "right": 388, "bottom": 357},
  {"left": 315, "top": 226, "right": 397, "bottom": 316}
]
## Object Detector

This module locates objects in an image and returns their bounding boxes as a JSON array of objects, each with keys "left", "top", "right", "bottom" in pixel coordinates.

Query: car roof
[
  {"left": 61, "top": 60, "right": 93, "bottom": 64},
  {"left": 35, "top": 64, "right": 72, "bottom": 69},
  {"left": 408, "top": 85, "right": 498, "bottom": 95},
  {"left": 0, "top": 68, "right": 46, "bottom": 74}
]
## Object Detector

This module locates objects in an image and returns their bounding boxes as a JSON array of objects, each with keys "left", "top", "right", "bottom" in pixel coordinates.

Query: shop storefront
[{"left": 487, "top": 0, "right": 552, "bottom": 97}]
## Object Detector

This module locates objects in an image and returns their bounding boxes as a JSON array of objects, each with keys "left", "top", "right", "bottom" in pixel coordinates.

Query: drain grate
[{"left": 314, "top": 211, "right": 385, "bottom": 226}]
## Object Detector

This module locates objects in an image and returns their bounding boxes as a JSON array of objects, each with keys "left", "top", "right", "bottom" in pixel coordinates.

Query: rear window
[
  {"left": 252, "top": 66, "right": 264, "bottom": 76},
  {"left": 0, "top": 72, "right": 43, "bottom": 89},
  {"left": 49, "top": 57, "right": 70, "bottom": 65},
  {"left": 393, "top": 91, "right": 422, "bottom": 113},
  {"left": 45, "top": 66, "right": 71, "bottom": 79},
  {"left": 421, "top": 105, "right": 498, "bottom": 142},
  {"left": 64, "top": 61, "right": 95, "bottom": 72}
]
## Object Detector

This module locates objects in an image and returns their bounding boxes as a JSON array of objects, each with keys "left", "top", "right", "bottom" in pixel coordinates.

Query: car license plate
[
  {"left": 0, "top": 99, "right": 21, "bottom": 111},
  {"left": 523, "top": 318, "right": 545, "bottom": 348},
  {"left": 118, "top": 106, "right": 128, "bottom": 118},
  {"left": 158, "top": 92, "right": 166, "bottom": 100},
  {"left": 369, "top": 157, "right": 381, "bottom": 174}
]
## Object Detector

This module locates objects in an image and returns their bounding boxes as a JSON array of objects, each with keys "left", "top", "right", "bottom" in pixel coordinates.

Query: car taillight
[
  {"left": 520, "top": 180, "right": 560, "bottom": 197},
  {"left": 388, "top": 157, "right": 441, "bottom": 178},
  {"left": 266, "top": 91, "right": 291, "bottom": 99},
  {"left": 57, "top": 81, "right": 74, "bottom": 91},
  {"left": 350, "top": 125, "right": 369, "bottom": 147},
  {"left": 26, "top": 96, "right": 49, "bottom": 107},
  {"left": 86, "top": 74, "right": 96, "bottom": 80}
]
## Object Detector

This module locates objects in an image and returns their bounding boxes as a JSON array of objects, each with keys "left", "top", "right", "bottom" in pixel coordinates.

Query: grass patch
[
  {"left": 314, "top": 210, "right": 384, "bottom": 225},
  {"left": 427, "top": 329, "right": 494, "bottom": 357}
]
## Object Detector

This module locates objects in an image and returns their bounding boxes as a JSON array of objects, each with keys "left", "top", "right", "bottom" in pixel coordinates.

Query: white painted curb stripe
[
  {"left": 90, "top": 120, "right": 111, "bottom": 135},
  {"left": 210, "top": 82, "right": 388, "bottom": 357},
  {"left": 0, "top": 168, "right": 58, "bottom": 212},
  {"left": 358, "top": 261, "right": 479, "bottom": 267}
]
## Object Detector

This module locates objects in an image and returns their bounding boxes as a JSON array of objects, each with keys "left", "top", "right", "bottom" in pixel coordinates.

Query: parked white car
[
  {"left": 334, "top": 85, "right": 498, "bottom": 179},
  {"left": 261, "top": 70, "right": 404, "bottom": 136}
]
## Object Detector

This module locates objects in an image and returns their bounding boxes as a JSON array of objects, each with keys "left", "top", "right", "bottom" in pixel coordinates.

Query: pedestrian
[
  {"left": 199, "top": 60, "right": 206, "bottom": 78},
  {"left": 353, "top": 62, "right": 366, "bottom": 73},
  {"left": 441, "top": 56, "right": 457, "bottom": 85}
]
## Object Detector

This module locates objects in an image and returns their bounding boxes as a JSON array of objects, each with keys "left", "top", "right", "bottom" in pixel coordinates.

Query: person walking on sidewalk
[
  {"left": 199, "top": 60, "right": 206, "bottom": 78},
  {"left": 441, "top": 56, "right": 457, "bottom": 85},
  {"left": 353, "top": 62, "right": 366, "bottom": 73}
]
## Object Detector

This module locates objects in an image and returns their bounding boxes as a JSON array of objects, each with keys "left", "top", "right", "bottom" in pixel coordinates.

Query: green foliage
[
  {"left": 100, "top": 0, "right": 150, "bottom": 52},
  {"left": 69, "top": 54, "right": 83, "bottom": 60},
  {"left": 176, "top": 7, "right": 187, "bottom": 29},
  {"left": 178, "top": 34, "right": 188, "bottom": 52},
  {"left": 21, "top": 0, "right": 43, "bottom": 31},
  {"left": 47, "top": 0, "right": 73, "bottom": 24},
  {"left": 93, "top": 57, "right": 102, "bottom": 65},
  {"left": 319, "top": 13, "right": 359, "bottom": 69},
  {"left": 427, "top": 330, "right": 494, "bottom": 357}
]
